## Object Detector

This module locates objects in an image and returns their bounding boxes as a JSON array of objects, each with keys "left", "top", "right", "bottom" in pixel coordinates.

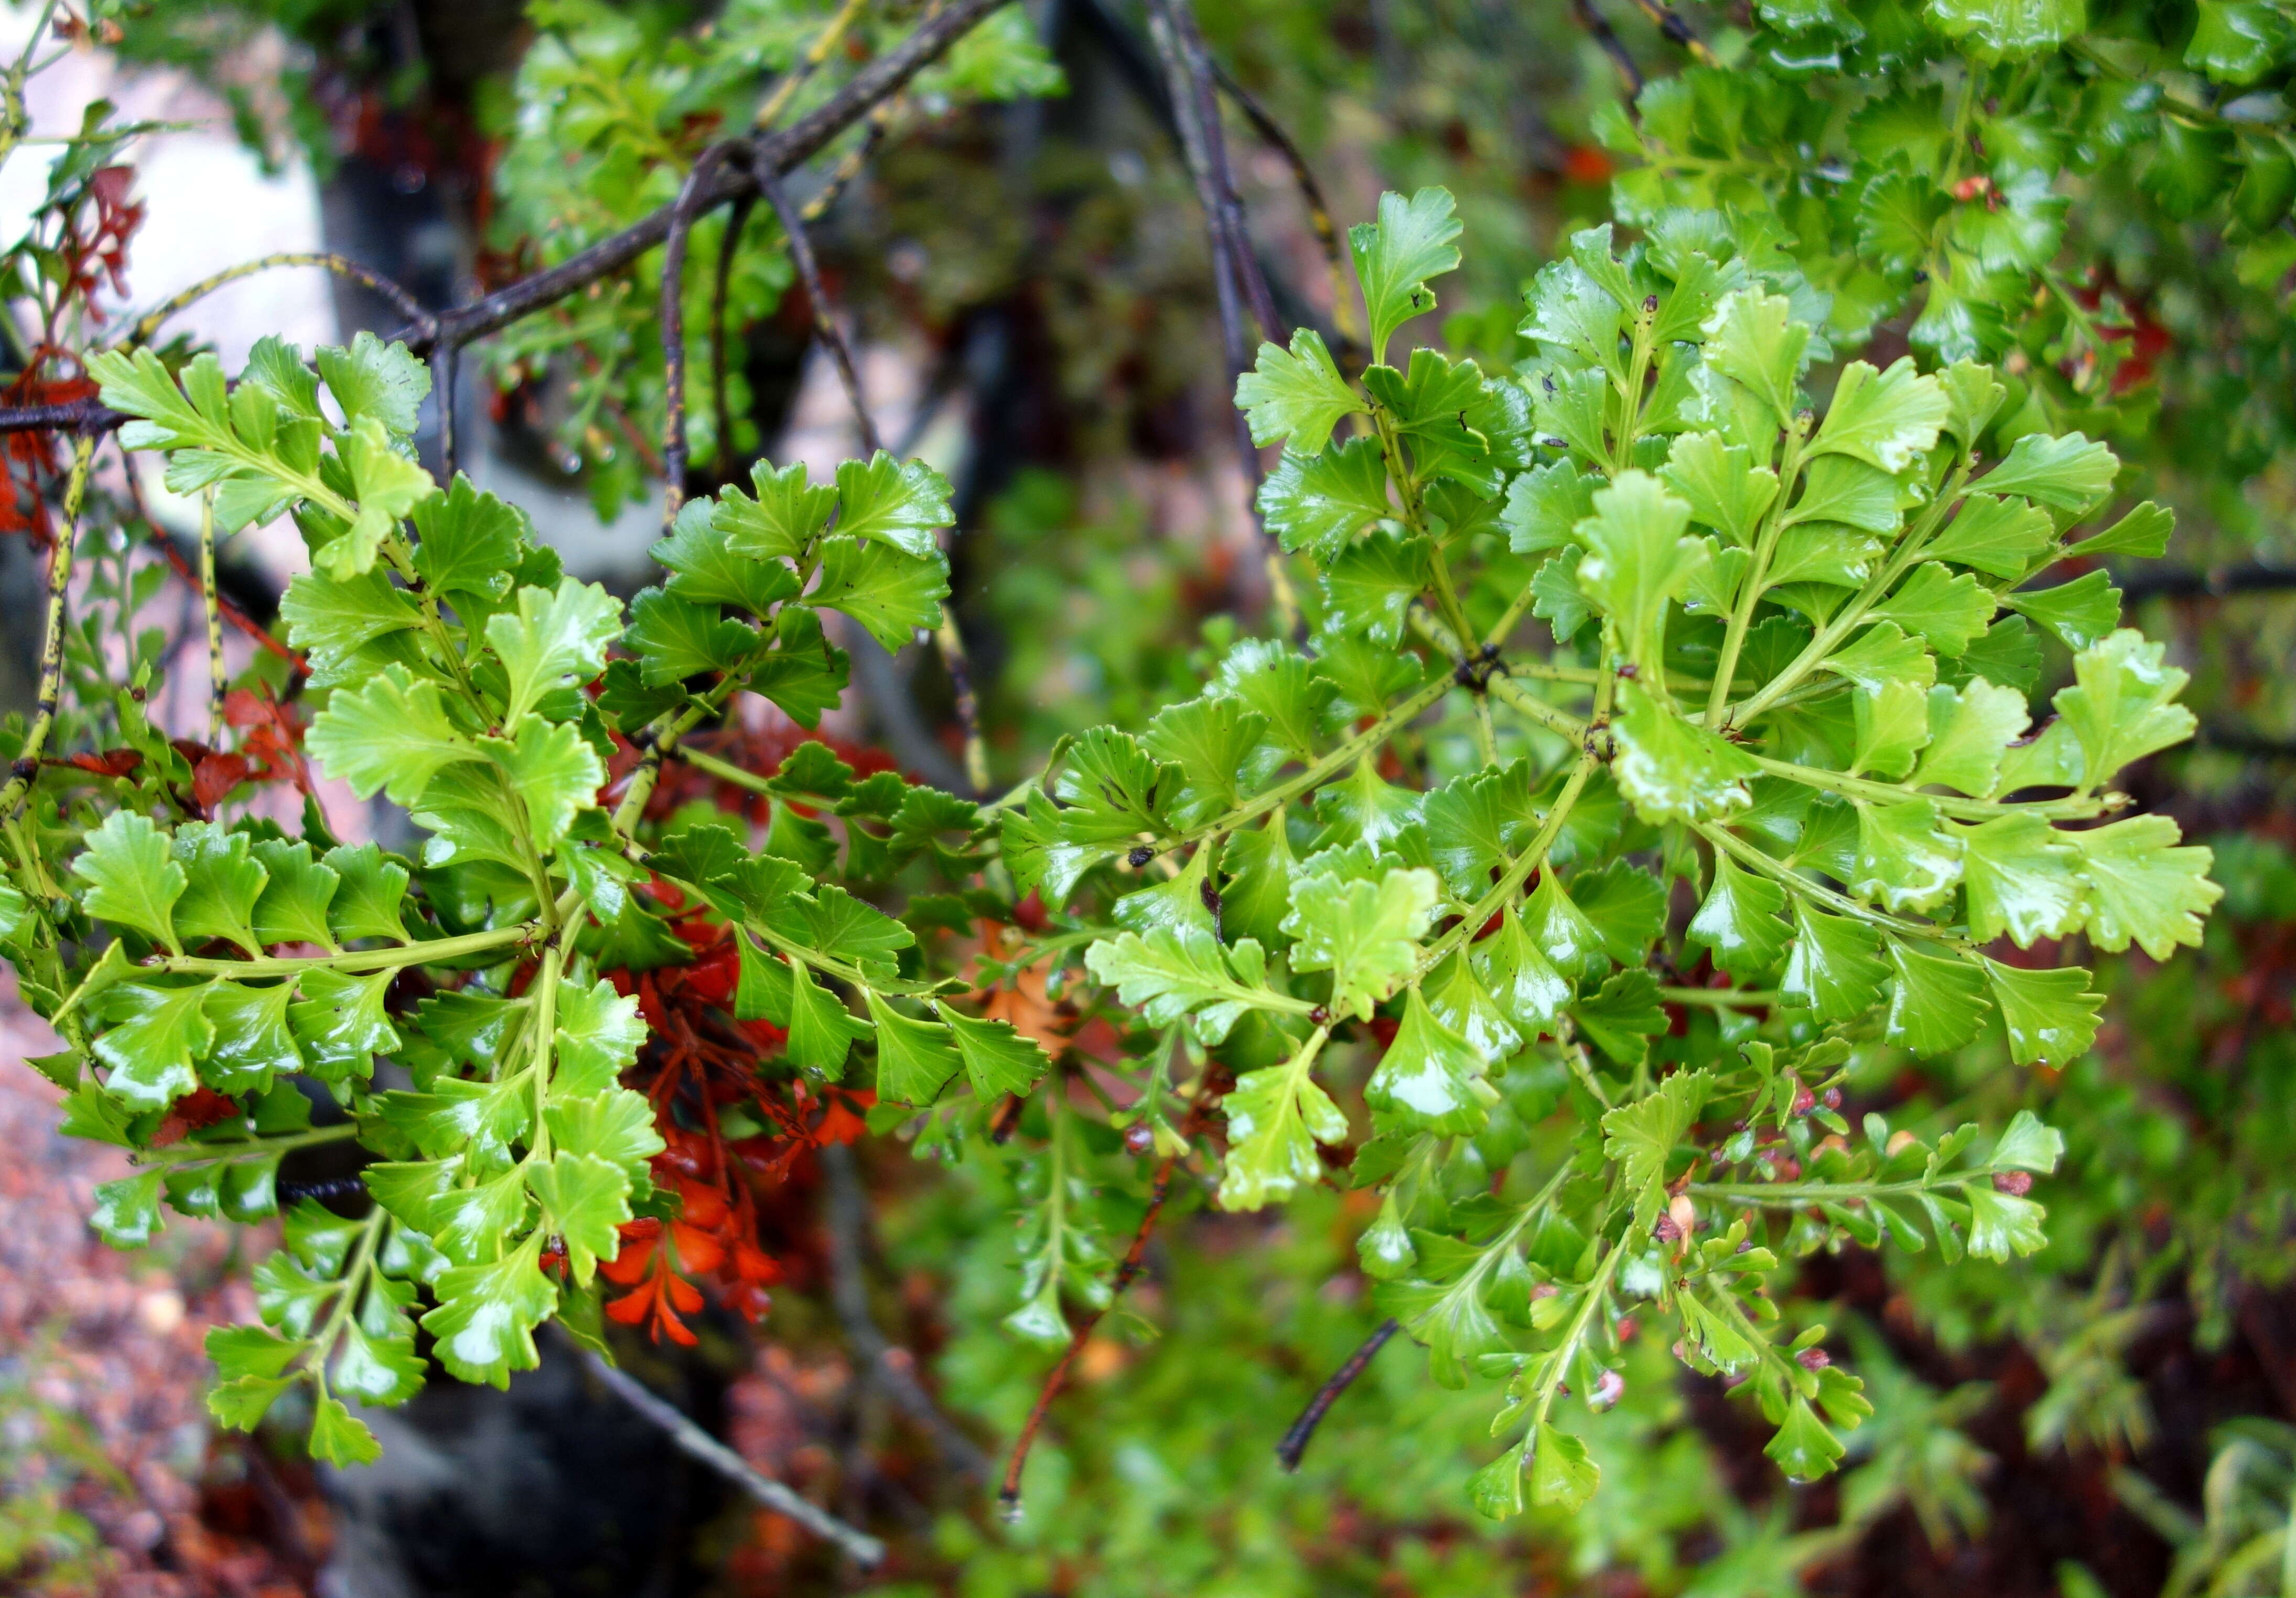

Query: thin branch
[
  {"left": 1274, "top": 1318, "right": 1400, "bottom": 1472},
  {"left": 433, "top": 341, "right": 459, "bottom": 481},
  {"left": 1143, "top": 0, "right": 1301, "bottom": 638},
  {"left": 709, "top": 194, "right": 758, "bottom": 477},
  {"left": 1622, "top": 0, "right": 1719, "bottom": 66},
  {"left": 1208, "top": 61, "right": 1362, "bottom": 365},
  {"left": 575, "top": 1347, "right": 887, "bottom": 1567},
  {"left": 2118, "top": 562, "right": 2296, "bottom": 604},
  {"left": 997, "top": 1146, "right": 1183, "bottom": 1516},
  {"left": 1, "top": 433, "right": 94, "bottom": 821},
  {"left": 662, "top": 142, "right": 748, "bottom": 525},
  {"left": 1574, "top": 0, "right": 1645, "bottom": 98},
  {"left": 122, "top": 458, "right": 299, "bottom": 670},
  {"left": 754, "top": 0, "right": 873, "bottom": 132},
  {"left": 197, "top": 489, "right": 223, "bottom": 741},
  {"left": 761, "top": 175, "right": 881, "bottom": 457},
  {"left": 818, "top": 1143, "right": 995, "bottom": 1480},
  {"left": 802, "top": 96, "right": 903, "bottom": 225},
  {"left": 131, "top": 251, "right": 434, "bottom": 346}
]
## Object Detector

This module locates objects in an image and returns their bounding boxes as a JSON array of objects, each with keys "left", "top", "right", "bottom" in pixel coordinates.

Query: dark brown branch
[
  {"left": 1574, "top": 0, "right": 1646, "bottom": 98},
  {"left": 997, "top": 1149, "right": 1183, "bottom": 1516},
  {"left": 761, "top": 176, "right": 882, "bottom": 457},
  {"left": 1622, "top": 0, "right": 1718, "bottom": 65},
  {"left": 0, "top": 0, "right": 1013, "bottom": 442},
  {"left": 710, "top": 194, "right": 758, "bottom": 476},
  {"left": 433, "top": 341, "right": 459, "bottom": 481},
  {"left": 1274, "top": 1317, "right": 1400, "bottom": 1472},
  {"left": 2118, "top": 563, "right": 2296, "bottom": 604},
  {"left": 661, "top": 142, "right": 748, "bottom": 523},
  {"left": 1209, "top": 60, "right": 1363, "bottom": 368},
  {"left": 819, "top": 1143, "right": 995, "bottom": 1480}
]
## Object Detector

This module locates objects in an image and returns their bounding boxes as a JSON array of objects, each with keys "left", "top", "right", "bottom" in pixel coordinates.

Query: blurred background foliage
[{"left": 8, "top": 0, "right": 2296, "bottom": 1593}]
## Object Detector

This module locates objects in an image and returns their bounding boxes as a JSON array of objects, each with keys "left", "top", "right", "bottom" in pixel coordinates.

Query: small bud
[
  {"left": 1617, "top": 661, "right": 1640, "bottom": 679},
  {"left": 1992, "top": 1170, "right": 2033, "bottom": 1196},
  {"left": 1615, "top": 1315, "right": 1639, "bottom": 1343},
  {"left": 1642, "top": 293, "right": 1659, "bottom": 314},
  {"left": 1126, "top": 845, "right": 1155, "bottom": 869},
  {"left": 1796, "top": 1346, "right": 1832, "bottom": 1371},
  {"left": 1790, "top": 1081, "right": 1816, "bottom": 1117},
  {"left": 1667, "top": 1193, "right": 1697, "bottom": 1239},
  {"left": 1821, "top": 1087, "right": 1842, "bottom": 1110},
  {"left": 1885, "top": 1129, "right": 1918, "bottom": 1156},
  {"left": 1591, "top": 1369, "right": 1626, "bottom": 1410},
  {"left": 1123, "top": 1123, "right": 1155, "bottom": 1156}
]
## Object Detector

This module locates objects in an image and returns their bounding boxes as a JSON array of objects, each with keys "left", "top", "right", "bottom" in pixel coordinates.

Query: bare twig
[
  {"left": 662, "top": 142, "right": 749, "bottom": 524},
  {"left": 709, "top": 194, "right": 758, "bottom": 476},
  {"left": 761, "top": 176, "right": 881, "bottom": 458},
  {"left": 1575, "top": 0, "right": 1646, "bottom": 98},
  {"left": 1207, "top": 61, "right": 1362, "bottom": 364},
  {"left": 997, "top": 1149, "right": 1182, "bottom": 1516},
  {"left": 1274, "top": 1318, "right": 1400, "bottom": 1471},
  {"left": 0, "top": 432, "right": 94, "bottom": 821},
  {"left": 197, "top": 489, "right": 223, "bottom": 741},
  {"left": 131, "top": 250, "right": 433, "bottom": 346},
  {"left": 1622, "top": 0, "right": 1718, "bottom": 65},
  {"left": 802, "top": 96, "right": 903, "bottom": 225},
  {"left": 575, "top": 1347, "right": 887, "bottom": 1567},
  {"left": 2118, "top": 562, "right": 2296, "bottom": 604},
  {"left": 1142, "top": 0, "right": 1302, "bottom": 639},
  {"left": 754, "top": 0, "right": 873, "bottom": 132},
  {"left": 819, "top": 1143, "right": 995, "bottom": 1479}
]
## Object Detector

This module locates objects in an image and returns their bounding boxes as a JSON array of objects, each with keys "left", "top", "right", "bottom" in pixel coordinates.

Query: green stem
[
  {"left": 1533, "top": 1236, "right": 1625, "bottom": 1427},
  {"left": 1742, "top": 751, "right": 2109, "bottom": 821},
  {"left": 305, "top": 1206, "right": 389, "bottom": 1393},
  {"left": 1408, "top": 608, "right": 1592, "bottom": 743},
  {"left": 1706, "top": 422, "right": 1807, "bottom": 729},
  {"left": 1695, "top": 819, "right": 1974, "bottom": 948},
  {"left": 135, "top": 1121, "right": 361, "bottom": 1166},
  {"left": 1413, "top": 748, "right": 1598, "bottom": 980},
  {"left": 151, "top": 923, "right": 535, "bottom": 978},
  {"left": 1659, "top": 986, "right": 1780, "bottom": 1009},
  {"left": 1692, "top": 1172, "right": 1990, "bottom": 1206}
]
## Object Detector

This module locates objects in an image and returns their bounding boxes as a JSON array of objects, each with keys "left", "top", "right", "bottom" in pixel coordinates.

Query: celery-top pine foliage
[{"left": 0, "top": 183, "right": 2221, "bottom": 1516}]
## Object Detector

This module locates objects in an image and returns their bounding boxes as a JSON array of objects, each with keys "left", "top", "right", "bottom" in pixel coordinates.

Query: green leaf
[
  {"left": 1884, "top": 939, "right": 1990, "bottom": 1056},
  {"left": 2004, "top": 570, "right": 2122, "bottom": 650},
  {"left": 1321, "top": 529, "right": 1431, "bottom": 648},
  {"left": 1913, "top": 679, "right": 2029, "bottom": 797},
  {"left": 1424, "top": 760, "right": 1539, "bottom": 898},
  {"left": 554, "top": 976, "right": 646, "bottom": 1096},
  {"left": 650, "top": 499, "right": 798, "bottom": 616},
  {"left": 1575, "top": 862, "right": 1669, "bottom": 966},
  {"left": 1501, "top": 467, "right": 1598, "bottom": 569},
  {"left": 1083, "top": 924, "right": 1278, "bottom": 1044},
  {"left": 1810, "top": 358, "right": 1948, "bottom": 473},
  {"left": 2054, "top": 629, "right": 2196, "bottom": 789},
  {"left": 482, "top": 717, "right": 605, "bottom": 851},
  {"left": 71, "top": 811, "right": 185, "bottom": 952},
  {"left": 1993, "top": 1108, "right": 2064, "bottom": 1173},
  {"left": 1981, "top": 957, "right": 2103, "bottom": 1066},
  {"left": 864, "top": 991, "right": 962, "bottom": 1105},
  {"left": 716, "top": 459, "right": 839, "bottom": 561},
  {"left": 2069, "top": 816, "right": 2221, "bottom": 958},
  {"left": 526, "top": 1152, "right": 633, "bottom": 1286},
  {"left": 317, "top": 331, "right": 430, "bottom": 436},
  {"left": 1851, "top": 680, "right": 1934, "bottom": 781},
  {"left": 1351, "top": 187, "right": 1463, "bottom": 361},
  {"left": 934, "top": 1003, "right": 1053, "bottom": 1100},
  {"left": 324, "top": 844, "right": 410, "bottom": 943},
  {"left": 324, "top": 418, "right": 437, "bottom": 578},
  {"left": 484, "top": 577, "right": 621, "bottom": 725},
  {"left": 1426, "top": 952, "right": 1521, "bottom": 1063},
  {"left": 1367, "top": 985, "right": 1493, "bottom": 1136},
  {"left": 1873, "top": 564, "right": 1994, "bottom": 656},
  {"left": 1602, "top": 1068, "right": 1710, "bottom": 1231},
  {"left": 1688, "top": 851, "right": 1792, "bottom": 979},
  {"left": 1961, "top": 812, "right": 2083, "bottom": 947},
  {"left": 279, "top": 566, "right": 424, "bottom": 672},
  {"left": 1782, "top": 904, "right": 1888, "bottom": 1023},
  {"left": 1964, "top": 1182, "right": 2050, "bottom": 1260},
  {"left": 334, "top": 1314, "right": 424, "bottom": 1408},
  {"left": 1573, "top": 968, "right": 1668, "bottom": 1066},
  {"left": 93, "top": 982, "right": 213, "bottom": 1109},
  {"left": 1143, "top": 696, "right": 1278, "bottom": 832},
  {"left": 1927, "top": 492, "right": 2055, "bottom": 578},
  {"left": 784, "top": 961, "right": 874, "bottom": 1078},
  {"left": 1258, "top": 438, "right": 1392, "bottom": 562},
  {"left": 1951, "top": 616, "right": 2043, "bottom": 698},
  {"left": 1852, "top": 800, "right": 1962, "bottom": 913},
  {"left": 1662, "top": 432, "right": 1779, "bottom": 548},
  {"left": 307, "top": 666, "right": 479, "bottom": 805},
  {"left": 1765, "top": 1396, "right": 1846, "bottom": 1483},
  {"left": 1610, "top": 682, "right": 1759, "bottom": 823},
  {"left": 805, "top": 535, "right": 950, "bottom": 651},
  {"left": 743, "top": 607, "right": 849, "bottom": 728},
  {"left": 422, "top": 1236, "right": 557, "bottom": 1389},
  {"left": 1284, "top": 865, "right": 1440, "bottom": 1022},
  {"left": 289, "top": 968, "right": 398, "bottom": 1082},
  {"left": 833, "top": 452, "right": 953, "bottom": 559},
  {"left": 624, "top": 591, "right": 761, "bottom": 684},
  {"left": 2077, "top": 501, "right": 2173, "bottom": 560},
  {"left": 1235, "top": 329, "right": 1364, "bottom": 454},
  {"left": 203, "top": 979, "right": 303, "bottom": 1093},
  {"left": 1530, "top": 551, "right": 1593, "bottom": 641},
  {"left": 1220, "top": 1034, "right": 1350, "bottom": 1210},
  {"left": 412, "top": 474, "right": 527, "bottom": 600},
  {"left": 1473, "top": 905, "right": 1574, "bottom": 1037},
  {"left": 1978, "top": 432, "right": 2117, "bottom": 510},
  {"left": 1524, "top": 866, "right": 1609, "bottom": 984},
  {"left": 1575, "top": 470, "right": 1705, "bottom": 670},
  {"left": 1822, "top": 622, "right": 1936, "bottom": 696},
  {"left": 1700, "top": 288, "right": 1810, "bottom": 427},
  {"left": 1530, "top": 1422, "right": 1601, "bottom": 1512},
  {"left": 91, "top": 1170, "right": 164, "bottom": 1247},
  {"left": 249, "top": 840, "right": 340, "bottom": 951}
]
